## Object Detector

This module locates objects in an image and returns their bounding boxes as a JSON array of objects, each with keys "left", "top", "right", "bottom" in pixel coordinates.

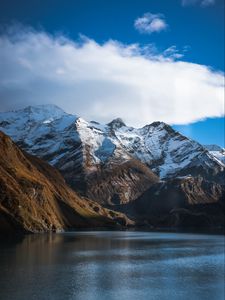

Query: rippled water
[{"left": 0, "top": 231, "right": 224, "bottom": 300}]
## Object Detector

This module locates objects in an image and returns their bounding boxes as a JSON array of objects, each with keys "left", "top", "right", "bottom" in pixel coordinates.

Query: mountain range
[{"left": 0, "top": 104, "right": 224, "bottom": 233}]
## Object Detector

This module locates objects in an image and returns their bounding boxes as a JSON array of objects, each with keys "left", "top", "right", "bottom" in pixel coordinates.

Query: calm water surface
[{"left": 0, "top": 231, "right": 224, "bottom": 300}]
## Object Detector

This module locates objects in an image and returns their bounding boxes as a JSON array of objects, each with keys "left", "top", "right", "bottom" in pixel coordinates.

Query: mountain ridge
[{"left": 0, "top": 104, "right": 224, "bottom": 208}]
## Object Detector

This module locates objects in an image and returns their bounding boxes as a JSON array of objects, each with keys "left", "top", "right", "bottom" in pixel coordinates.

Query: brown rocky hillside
[{"left": 0, "top": 131, "right": 133, "bottom": 234}]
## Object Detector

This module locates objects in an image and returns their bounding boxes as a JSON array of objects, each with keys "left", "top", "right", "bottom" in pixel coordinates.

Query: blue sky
[{"left": 0, "top": 0, "right": 224, "bottom": 146}]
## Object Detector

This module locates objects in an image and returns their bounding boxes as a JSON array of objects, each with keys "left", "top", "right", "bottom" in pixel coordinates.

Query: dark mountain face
[
  {"left": 107, "top": 118, "right": 126, "bottom": 129},
  {"left": 118, "top": 176, "right": 225, "bottom": 228},
  {"left": 0, "top": 131, "right": 133, "bottom": 234},
  {"left": 84, "top": 159, "right": 159, "bottom": 206}
]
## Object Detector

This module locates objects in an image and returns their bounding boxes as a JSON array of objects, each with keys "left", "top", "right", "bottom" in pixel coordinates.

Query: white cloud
[
  {"left": 134, "top": 13, "right": 168, "bottom": 34},
  {"left": 0, "top": 27, "right": 224, "bottom": 126},
  {"left": 182, "top": 0, "right": 215, "bottom": 6}
]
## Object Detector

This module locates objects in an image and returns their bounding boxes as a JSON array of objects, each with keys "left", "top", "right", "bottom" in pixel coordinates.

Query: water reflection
[{"left": 0, "top": 231, "right": 224, "bottom": 300}]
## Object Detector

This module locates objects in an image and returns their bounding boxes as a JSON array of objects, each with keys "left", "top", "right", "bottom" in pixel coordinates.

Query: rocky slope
[
  {"left": 0, "top": 131, "right": 133, "bottom": 234},
  {"left": 118, "top": 176, "right": 225, "bottom": 228}
]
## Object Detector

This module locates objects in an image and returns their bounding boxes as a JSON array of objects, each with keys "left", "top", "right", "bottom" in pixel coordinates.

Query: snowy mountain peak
[
  {"left": 149, "top": 121, "right": 166, "bottom": 127},
  {"left": 108, "top": 118, "right": 126, "bottom": 129},
  {"left": 0, "top": 104, "right": 75, "bottom": 143},
  {"left": 22, "top": 104, "right": 67, "bottom": 120},
  {"left": 204, "top": 144, "right": 223, "bottom": 152},
  {"left": 0, "top": 104, "right": 68, "bottom": 124},
  {"left": 145, "top": 121, "right": 176, "bottom": 133}
]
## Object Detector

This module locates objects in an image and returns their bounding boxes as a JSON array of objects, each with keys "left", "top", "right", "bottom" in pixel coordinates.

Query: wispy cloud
[
  {"left": 163, "top": 45, "right": 189, "bottom": 60},
  {"left": 182, "top": 0, "right": 215, "bottom": 7},
  {"left": 134, "top": 13, "right": 168, "bottom": 34},
  {"left": 201, "top": 0, "right": 215, "bottom": 6},
  {"left": 0, "top": 26, "right": 224, "bottom": 126}
]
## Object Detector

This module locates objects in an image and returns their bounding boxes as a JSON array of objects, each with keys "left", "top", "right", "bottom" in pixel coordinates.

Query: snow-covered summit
[
  {"left": 0, "top": 104, "right": 67, "bottom": 123},
  {"left": 0, "top": 104, "right": 77, "bottom": 146},
  {"left": 23, "top": 104, "right": 66, "bottom": 117}
]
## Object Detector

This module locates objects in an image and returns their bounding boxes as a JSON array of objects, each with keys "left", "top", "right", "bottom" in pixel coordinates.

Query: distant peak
[
  {"left": 19, "top": 104, "right": 68, "bottom": 122},
  {"left": 149, "top": 121, "right": 167, "bottom": 128},
  {"left": 151, "top": 121, "right": 174, "bottom": 131},
  {"left": 0, "top": 104, "right": 70, "bottom": 124},
  {"left": 107, "top": 118, "right": 126, "bottom": 129},
  {"left": 23, "top": 104, "right": 65, "bottom": 113},
  {"left": 204, "top": 144, "right": 223, "bottom": 151},
  {"left": 142, "top": 121, "right": 178, "bottom": 136},
  {"left": 142, "top": 121, "right": 166, "bottom": 130}
]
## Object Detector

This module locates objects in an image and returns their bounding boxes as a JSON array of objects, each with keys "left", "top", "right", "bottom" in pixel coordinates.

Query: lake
[{"left": 0, "top": 231, "right": 224, "bottom": 300}]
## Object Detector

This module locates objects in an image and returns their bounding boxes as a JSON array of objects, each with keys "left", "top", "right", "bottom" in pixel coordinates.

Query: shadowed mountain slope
[{"left": 117, "top": 176, "right": 225, "bottom": 228}]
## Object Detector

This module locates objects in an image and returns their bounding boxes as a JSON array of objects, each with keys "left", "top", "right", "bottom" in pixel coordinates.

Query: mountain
[
  {"left": 0, "top": 106, "right": 159, "bottom": 205},
  {"left": 0, "top": 105, "right": 224, "bottom": 207},
  {"left": 108, "top": 120, "right": 224, "bottom": 182},
  {"left": 204, "top": 144, "right": 225, "bottom": 165},
  {"left": 118, "top": 176, "right": 225, "bottom": 228},
  {"left": 0, "top": 131, "right": 133, "bottom": 234}
]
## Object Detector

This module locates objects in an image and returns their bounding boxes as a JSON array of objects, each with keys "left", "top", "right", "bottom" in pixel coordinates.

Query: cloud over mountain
[{"left": 0, "top": 26, "right": 224, "bottom": 126}]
